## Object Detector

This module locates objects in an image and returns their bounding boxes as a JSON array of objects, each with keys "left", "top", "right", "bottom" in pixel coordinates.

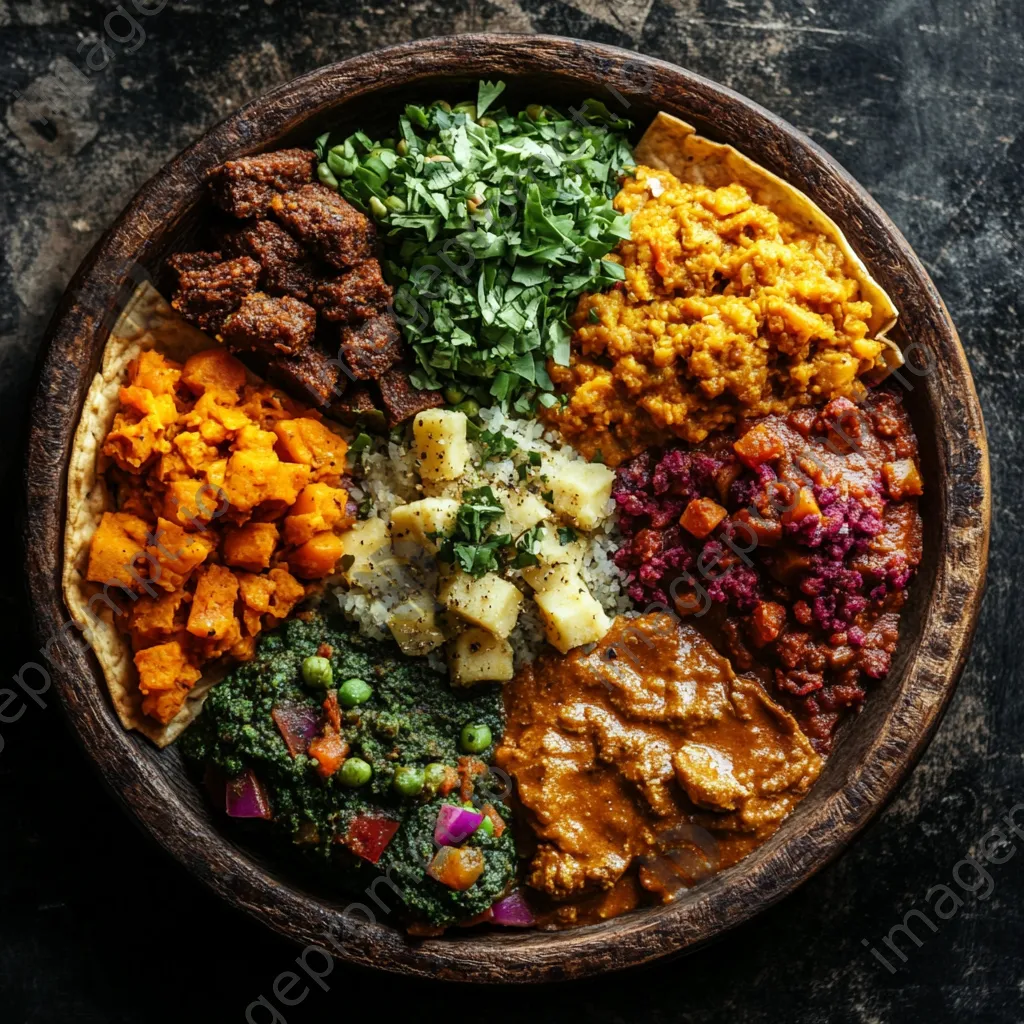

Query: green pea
[
  {"left": 338, "top": 677, "right": 372, "bottom": 708},
  {"left": 393, "top": 766, "right": 425, "bottom": 797},
  {"left": 423, "top": 762, "right": 448, "bottom": 793},
  {"left": 317, "top": 163, "right": 339, "bottom": 189},
  {"left": 301, "top": 655, "right": 333, "bottom": 688},
  {"left": 454, "top": 398, "right": 480, "bottom": 420},
  {"left": 369, "top": 196, "right": 388, "bottom": 219},
  {"left": 460, "top": 723, "right": 492, "bottom": 754},
  {"left": 339, "top": 757, "right": 372, "bottom": 788},
  {"left": 384, "top": 195, "right": 407, "bottom": 212},
  {"left": 444, "top": 386, "right": 466, "bottom": 405}
]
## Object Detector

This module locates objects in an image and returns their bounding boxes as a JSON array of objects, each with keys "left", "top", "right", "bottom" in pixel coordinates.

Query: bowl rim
[{"left": 23, "top": 33, "right": 990, "bottom": 983}]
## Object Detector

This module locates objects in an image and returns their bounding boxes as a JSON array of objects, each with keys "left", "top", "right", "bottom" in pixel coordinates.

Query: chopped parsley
[
  {"left": 436, "top": 487, "right": 510, "bottom": 578},
  {"left": 477, "top": 430, "right": 517, "bottom": 462},
  {"left": 558, "top": 526, "right": 578, "bottom": 545},
  {"left": 512, "top": 525, "right": 545, "bottom": 569},
  {"left": 315, "top": 82, "right": 634, "bottom": 412}
]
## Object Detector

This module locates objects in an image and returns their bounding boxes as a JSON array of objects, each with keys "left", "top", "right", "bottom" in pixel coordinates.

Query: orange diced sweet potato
[
  {"left": 119, "top": 385, "right": 178, "bottom": 427},
  {"left": 679, "top": 497, "right": 728, "bottom": 539},
  {"left": 882, "top": 459, "right": 924, "bottom": 500},
  {"left": 426, "top": 846, "right": 485, "bottom": 891},
  {"left": 146, "top": 516, "right": 215, "bottom": 589},
  {"left": 130, "top": 350, "right": 182, "bottom": 395},
  {"left": 234, "top": 423, "right": 278, "bottom": 450},
  {"left": 750, "top": 600, "right": 786, "bottom": 647},
  {"left": 129, "top": 588, "right": 190, "bottom": 640},
  {"left": 266, "top": 568, "right": 305, "bottom": 618},
  {"left": 174, "top": 431, "right": 219, "bottom": 473},
  {"left": 237, "top": 571, "right": 275, "bottom": 614},
  {"left": 86, "top": 512, "right": 152, "bottom": 589},
  {"left": 222, "top": 522, "right": 279, "bottom": 572},
  {"left": 186, "top": 563, "right": 239, "bottom": 641},
  {"left": 733, "top": 422, "right": 785, "bottom": 468},
  {"left": 181, "top": 349, "right": 247, "bottom": 397},
  {"left": 781, "top": 486, "right": 822, "bottom": 525},
  {"left": 222, "top": 449, "right": 310, "bottom": 511},
  {"left": 288, "top": 531, "right": 344, "bottom": 579},
  {"left": 163, "top": 478, "right": 223, "bottom": 527},
  {"left": 273, "top": 418, "right": 348, "bottom": 484},
  {"left": 283, "top": 484, "right": 350, "bottom": 546},
  {"left": 102, "top": 411, "right": 168, "bottom": 471},
  {"left": 135, "top": 639, "right": 202, "bottom": 723}
]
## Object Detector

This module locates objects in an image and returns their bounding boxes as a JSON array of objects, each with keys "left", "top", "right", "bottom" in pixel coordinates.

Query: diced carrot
[
  {"left": 781, "top": 486, "right": 822, "bottom": 525},
  {"left": 86, "top": 512, "right": 152, "bottom": 590},
  {"left": 181, "top": 349, "right": 247, "bottom": 397},
  {"left": 750, "top": 600, "right": 787, "bottom": 647},
  {"left": 426, "top": 846, "right": 485, "bottom": 891},
  {"left": 134, "top": 639, "right": 202, "bottom": 723},
  {"left": 733, "top": 422, "right": 785, "bottom": 468},
  {"left": 308, "top": 714, "right": 348, "bottom": 780},
  {"left": 882, "top": 459, "right": 924, "bottom": 500},
  {"left": 288, "top": 531, "right": 344, "bottom": 579},
  {"left": 679, "top": 497, "right": 728, "bottom": 539},
  {"left": 437, "top": 765, "right": 460, "bottom": 797},
  {"left": 186, "top": 563, "right": 239, "bottom": 641},
  {"left": 222, "top": 522, "right": 279, "bottom": 572}
]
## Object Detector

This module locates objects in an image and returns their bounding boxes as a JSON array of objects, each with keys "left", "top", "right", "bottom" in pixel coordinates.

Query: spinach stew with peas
[{"left": 181, "top": 614, "right": 517, "bottom": 929}]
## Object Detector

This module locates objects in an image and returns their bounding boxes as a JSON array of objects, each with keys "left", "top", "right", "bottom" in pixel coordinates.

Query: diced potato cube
[
  {"left": 501, "top": 491, "right": 549, "bottom": 534},
  {"left": 440, "top": 572, "right": 523, "bottom": 638},
  {"left": 534, "top": 530, "right": 585, "bottom": 571},
  {"left": 413, "top": 409, "right": 469, "bottom": 482},
  {"left": 338, "top": 516, "right": 390, "bottom": 585},
  {"left": 521, "top": 563, "right": 581, "bottom": 594},
  {"left": 549, "top": 461, "right": 614, "bottom": 530},
  {"left": 448, "top": 627, "right": 515, "bottom": 685},
  {"left": 388, "top": 596, "right": 445, "bottom": 656},
  {"left": 389, "top": 498, "right": 460, "bottom": 556},
  {"left": 534, "top": 580, "right": 612, "bottom": 654}
]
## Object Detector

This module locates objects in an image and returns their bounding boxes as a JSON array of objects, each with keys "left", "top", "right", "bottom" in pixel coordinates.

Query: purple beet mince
[{"left": 611, "top": 391, "right": 924, "bottom": 753}]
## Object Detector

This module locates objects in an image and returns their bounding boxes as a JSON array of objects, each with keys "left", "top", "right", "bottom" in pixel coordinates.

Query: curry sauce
[{"left": 496, "top": 613, "right": 822, "bottom": 927}]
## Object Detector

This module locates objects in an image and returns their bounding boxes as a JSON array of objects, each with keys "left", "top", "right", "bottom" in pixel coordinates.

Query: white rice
[{"left": 333, "top": 407, "right": 629, "bottom": 668}]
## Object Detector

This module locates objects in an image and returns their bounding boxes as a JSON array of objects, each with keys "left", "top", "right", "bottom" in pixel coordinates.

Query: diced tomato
[{"left": 344, "top": 815, "right": 400, "bottom": 864}]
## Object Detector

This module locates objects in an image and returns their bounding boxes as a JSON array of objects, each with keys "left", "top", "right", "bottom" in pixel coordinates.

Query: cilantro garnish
[
  {"left": 477, "top": 430, "right": 517, "bottom": 462},
  {"left": 316, "top": 84, "right": 634, "bottom": 412},
  {"left": 558, "top": 526, "right": 578, "bottom": 545},
  {"left": 512, "top": 525, "right": 545, "bottom": 569},
  {"left": 436, "top": 486, "right": 511, "bottom": 577}
]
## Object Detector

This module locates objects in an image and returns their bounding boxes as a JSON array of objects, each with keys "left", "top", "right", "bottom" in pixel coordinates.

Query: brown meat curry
[{"left": 496, "top": 613, "right": 822, "bottom": 927}]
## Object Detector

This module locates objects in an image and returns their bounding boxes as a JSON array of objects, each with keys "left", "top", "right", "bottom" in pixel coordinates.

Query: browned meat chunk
[
  {"left": 329, "top": 385, "right": 380, "bottom": 425},
  {"left": 377, "top": 365, "right": 444, "bottom": 427},
  {"left": 219, "top": 219, "right": 318, "bottom": 300},
  {"left": 267, "top": 346, "right": 341, "bottom": 408},
  {"left": 167, "top": 250, "right": 223, "bottom": 273},
  {"left": 208, "top": 148, "right": 316, "bottom": 219},
  {"left": 312, "top": 261, "right": 393, "bottom": 322},
  {"left": 271, "top": 184, "right": 375, "bottom": 269},
  {"left": 170, "top": 255, "right": 261, "bottom": 333},
  {"left": 339, "top": 315, "right": 403, "bottom": 381},
  {"left": 219, "top": 292, "right": 317, "bottom": 356}
]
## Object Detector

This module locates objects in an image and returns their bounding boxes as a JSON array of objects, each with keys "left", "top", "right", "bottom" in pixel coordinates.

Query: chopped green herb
[
  {"left": 590, "top": 449, "right": 605, "bottom": 464},
  {"left": 528, "top": 451, "right": 542, "bottom": 467},
  {"left": 357, "top": 496, "right": 375, "bottom": 520},
  {"left": 588, "top": 306, "right": 601, "bottom": 324},
  {"left": 512, "top": 525, "right": 545, "bottom": 568},
  {"left": 558, "top": 526, "right": 578, "bottom": 545},
  {"left": 516, "top": 462, "right": 529, "bottom": 481},
  {"left": 436, "top": 486, "right": 511, "bottom": 577},
  {"left": 542, "top": 490, "right": 554, "bottom": 504},
  {"left": 347, "top": 432, "right": 372, "bottom": 467},
  {"left": 315, "top": 84, "right": 634, "bottom": 412},
  {"left": 477, "top": 429, "right": 517, "bottom": 462}
]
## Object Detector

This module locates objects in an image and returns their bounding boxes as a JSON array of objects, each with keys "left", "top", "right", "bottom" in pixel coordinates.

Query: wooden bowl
[{"left": 24, "top": 34, "right": 990, "bottom": 982}]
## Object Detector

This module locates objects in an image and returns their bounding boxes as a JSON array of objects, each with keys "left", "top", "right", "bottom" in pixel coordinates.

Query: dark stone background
[{"left": 2, "top": 1, "right": 1021, "bottom": 1020}]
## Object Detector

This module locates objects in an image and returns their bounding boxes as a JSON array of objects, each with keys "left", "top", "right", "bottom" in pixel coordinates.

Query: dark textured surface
[{"left": 1, "top": 1, "right": 1019, "bottom": 1020}]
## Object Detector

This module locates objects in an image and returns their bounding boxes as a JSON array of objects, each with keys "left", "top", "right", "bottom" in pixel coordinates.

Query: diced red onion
[
  {"left": 271, "top": 701, "right": 320, "bottom": 758},
  {"left": 225, "top": 768, "right": 272, "bottom": 819},
  {"left": 490, "top": 890, "right": 536, "bottom": 927},
  {"left": 434, "top": 803, "right": 483, "bottom": 847}
]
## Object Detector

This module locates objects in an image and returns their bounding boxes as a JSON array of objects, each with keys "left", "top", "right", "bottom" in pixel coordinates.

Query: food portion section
[{"left": 496, "top": 614, "right": 822, "bottom": 927}]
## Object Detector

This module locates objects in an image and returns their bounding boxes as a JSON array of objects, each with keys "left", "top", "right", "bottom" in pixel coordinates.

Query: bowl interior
[{"left": 29, "top": 36, "right": 987, "bottom": 982}]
